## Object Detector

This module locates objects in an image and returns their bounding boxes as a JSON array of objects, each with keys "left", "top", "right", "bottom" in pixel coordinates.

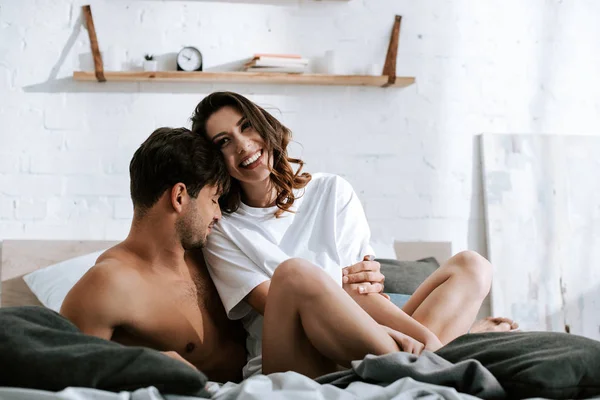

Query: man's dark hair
[{"left": 129, "top": 127, "right": 229, "bottom": 214}]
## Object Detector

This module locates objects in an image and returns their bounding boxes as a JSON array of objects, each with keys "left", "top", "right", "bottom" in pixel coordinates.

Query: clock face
[{"left": 177, "top": 47, "right": 203, "bottom": 71}]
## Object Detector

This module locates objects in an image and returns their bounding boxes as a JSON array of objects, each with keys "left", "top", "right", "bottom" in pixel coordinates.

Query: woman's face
[{"left": 205, "top": 106, "right": 272, "bottom": 184}]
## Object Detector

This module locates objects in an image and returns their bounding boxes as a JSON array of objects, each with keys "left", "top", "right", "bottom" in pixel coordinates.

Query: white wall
[{"left": 1, "top": 0, "right": 600, "bottom": 255}]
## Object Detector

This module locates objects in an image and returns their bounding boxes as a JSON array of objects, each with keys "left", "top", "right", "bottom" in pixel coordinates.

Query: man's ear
[{"left": 170, "top": 183, "right": 187, "bottom": 213}]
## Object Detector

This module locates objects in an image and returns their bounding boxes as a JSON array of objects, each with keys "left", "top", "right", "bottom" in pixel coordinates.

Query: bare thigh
[
  {"left": 262, "top": 259, "right": 400, "bottom": 378},
  {"left": 261, "top": 280, "right": 338, "bottom": 378}
]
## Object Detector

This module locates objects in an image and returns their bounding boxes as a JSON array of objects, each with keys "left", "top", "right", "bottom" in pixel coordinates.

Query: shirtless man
[{"left": 60, "top": 127, "right": 247, "bottom": 383}]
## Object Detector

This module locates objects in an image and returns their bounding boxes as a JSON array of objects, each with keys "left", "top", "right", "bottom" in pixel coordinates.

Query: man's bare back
[{"left": 61, "top": 243, "right": 247, "bottom": 383}]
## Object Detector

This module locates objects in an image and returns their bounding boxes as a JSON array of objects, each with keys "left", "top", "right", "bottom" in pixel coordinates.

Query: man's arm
[{"left": 60, "top": 262, "right": 131, "bottom": 340}]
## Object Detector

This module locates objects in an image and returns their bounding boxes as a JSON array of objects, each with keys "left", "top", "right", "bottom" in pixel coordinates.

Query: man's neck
[
  {"left": 123, "top": 212, "right": 187, "bottom": 275},
  {"left": 240, "top": 178, "right": 277, "bottom": 208}
]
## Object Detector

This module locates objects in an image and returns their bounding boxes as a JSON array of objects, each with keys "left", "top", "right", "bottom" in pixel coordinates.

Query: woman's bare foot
[{"left": 470, "top": 317, "right": 519, "bottom": 333}]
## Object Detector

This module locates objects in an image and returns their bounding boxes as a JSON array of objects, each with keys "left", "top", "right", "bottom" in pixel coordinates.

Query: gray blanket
[
  {"left": 0, "top": 306, "right": 208, "bottom": 396},
  {"left": 316, "top": 351, "right": 505, "bottom": 399},
  {"left": 437, "top": 331, "right": 600, "bottom": 399},
  {"left": 4, "top": 306, "right": 599, "bottom": 399},
  {"left": 212, "top": 351, "right": 500, "bottom": 400}
]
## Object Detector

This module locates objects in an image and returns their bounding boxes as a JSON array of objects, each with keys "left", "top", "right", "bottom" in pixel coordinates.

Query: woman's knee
[
  {"left": 448, "top": 251, "right": 492, "bottom": 298},
  {"left": 271, "top": 258, "right": 328, "bottom": 296}
]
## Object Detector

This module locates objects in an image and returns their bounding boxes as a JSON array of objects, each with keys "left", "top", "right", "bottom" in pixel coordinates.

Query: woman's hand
[
  {"left": 381, "top": 326, "right": 425, "bottom": 355},
  {"left": 423, "top": 336, "right": 443, "bottom": 352},
  {"left": 342, "top": 255, "right": 389, "bottom": 299}
]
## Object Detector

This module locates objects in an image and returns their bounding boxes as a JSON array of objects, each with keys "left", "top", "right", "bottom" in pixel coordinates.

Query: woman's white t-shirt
[{"left": 202, "top": 172, "right": 374, "bottom": 377}]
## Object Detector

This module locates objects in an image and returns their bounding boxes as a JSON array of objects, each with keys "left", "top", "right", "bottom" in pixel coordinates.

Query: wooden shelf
[
  {"left": 72, "top": 71, "right": 415, "bottom": 88},
  {"left": 77, "top": 9, "right": 409, "bottom": 89}
]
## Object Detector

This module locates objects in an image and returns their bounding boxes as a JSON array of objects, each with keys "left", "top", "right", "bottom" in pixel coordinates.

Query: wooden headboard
[
  {"left": 0, "top": 240, "right": 452, "bottom": 308},
  {"left": 0, "top": 240, "right": 117, "bottom": 308}
]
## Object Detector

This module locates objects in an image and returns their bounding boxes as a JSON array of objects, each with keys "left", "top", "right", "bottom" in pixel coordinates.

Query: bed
[
  {"left": 0, "top": 240, "right": 117, "bottom": 308},
  {"left": 1, "top": 240, "right": 599, "bottom": 400},
  {"left": 0, "top": 239, "right": 453, "bottom": 308}
]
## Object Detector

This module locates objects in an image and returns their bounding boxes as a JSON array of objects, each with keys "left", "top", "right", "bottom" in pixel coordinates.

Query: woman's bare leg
[
  {"left": 470, "top": 316, "right": 518, "bottom": 333},
  {"left": 262, "top": 258, "right": 400, "bottom": 378},
  {"left": 402, "top": 251, "right": 492, "bottom": 342},
  {"left": 352, "top": 251, "right": 494, "bottom": 345}
]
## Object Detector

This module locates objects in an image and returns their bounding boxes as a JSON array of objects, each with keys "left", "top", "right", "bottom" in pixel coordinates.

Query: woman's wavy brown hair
[{"left": 190, "top": 92, "right": 311, "bottom": 217}]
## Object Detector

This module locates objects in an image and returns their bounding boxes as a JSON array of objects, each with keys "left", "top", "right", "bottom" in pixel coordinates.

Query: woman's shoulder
[
  {"left": 308, "top": 172, "right": 354, "bottom": 193},
  {"left": 308, "top": 172, "right": 350, "bottom": 187},
  {"left": 300, "top": 173, "right": 356, "bottom": 207}
]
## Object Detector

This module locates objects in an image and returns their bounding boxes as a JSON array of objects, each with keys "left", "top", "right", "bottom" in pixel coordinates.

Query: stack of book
[{"left": 243, "top": 54, "right": 309, "bottom": 74}]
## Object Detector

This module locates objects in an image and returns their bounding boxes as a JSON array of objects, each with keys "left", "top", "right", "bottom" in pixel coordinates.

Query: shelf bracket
[
  {"left": 82, "top": 5, "right": 106, "bottom": 83},
  {"left": 381, "top": 15, "right": 402, "bottom": 88}
]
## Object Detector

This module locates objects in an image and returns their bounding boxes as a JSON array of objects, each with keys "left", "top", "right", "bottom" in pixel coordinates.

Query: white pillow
[
  {"left": 23, "top": 250, "right": 106, "bottom": 312},
  {"left": 370, "top": 237, "right": 397, "bottom": 259}
]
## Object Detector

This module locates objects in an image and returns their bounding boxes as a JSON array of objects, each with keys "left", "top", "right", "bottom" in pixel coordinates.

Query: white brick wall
[
  {"left": 113, "top": 197, "right": 133, "bottom": 220},
  {"left": 0, "top": 199, "right": 15, "bottom": 220},
  {"left": 1, "top": 0, "right": 600, "bottom": 268},
  {"left": 15, "top": 199, "right": 47, "bottom": 220}
]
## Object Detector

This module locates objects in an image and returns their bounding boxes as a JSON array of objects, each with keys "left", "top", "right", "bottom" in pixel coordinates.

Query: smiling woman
[
  {"left": 189, "top": 92, "right": 514, "bottom": 380},
  {"left": 191, "top": 92, "right": 311, "bottom": 217}
]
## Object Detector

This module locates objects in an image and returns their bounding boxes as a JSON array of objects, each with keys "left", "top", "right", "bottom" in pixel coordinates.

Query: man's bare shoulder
[
  {"left": 60, "top": 244, "right": 147, "bottom": 337},
  {"left": 81, "top": 245, "right": 141, "bottom": 290},
  {"left": 61, "top": 245, "right": 142, "bottom": 316}
]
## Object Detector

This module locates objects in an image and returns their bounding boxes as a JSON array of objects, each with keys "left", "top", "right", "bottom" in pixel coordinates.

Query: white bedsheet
[
  {"left": 0, "top": 374, "right": 480, "bottom": 400},
  {"left": 0, "top": 374, "right": 597, "bottom": 400},
  {"left": 213, "top": 373, "right": 479, "bottom": 399}
]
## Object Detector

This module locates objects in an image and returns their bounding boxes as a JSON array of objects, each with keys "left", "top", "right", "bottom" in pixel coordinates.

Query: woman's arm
[
  {"left": 343, "top": 259, "right": 442, "bottom": 349},
  {"left": 350, "top": 291, "right": 443, "bottom": 351},
  {"left": 245, "top": 280, "right": 271, "bottom": 315},
  {"left": 331, "top": 176, "right": 442, "bottom": 349}
]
